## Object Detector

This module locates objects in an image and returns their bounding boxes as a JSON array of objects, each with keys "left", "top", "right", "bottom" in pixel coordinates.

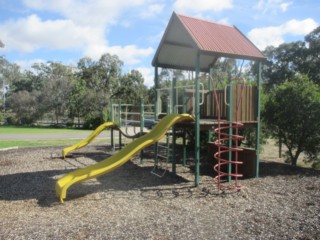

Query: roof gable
[{"left": 152, "top": 12, "right": 265, "bottom": 71}]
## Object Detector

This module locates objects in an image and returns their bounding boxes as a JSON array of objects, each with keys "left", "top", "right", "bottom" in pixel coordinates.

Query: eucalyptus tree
[
  {"left": 39, "top": 62, "right": 74, "bottom": 125},
  {"left": 261, "top": 26, "right": 320, "bottom": 90},
  {"left": 77, "top": 53, "right": 123, "bottom": 127}
]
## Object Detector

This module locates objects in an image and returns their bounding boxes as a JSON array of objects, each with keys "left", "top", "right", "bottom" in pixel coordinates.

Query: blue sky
[{"left": 0, "top": 0, "right": 319, "bottom": 87}]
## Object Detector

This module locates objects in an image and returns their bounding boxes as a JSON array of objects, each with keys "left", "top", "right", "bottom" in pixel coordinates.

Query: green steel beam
[
  {"left": 255, "top": 62, "right": 262, "bottom": 178},
  {"left": 227, "top": 78, "right": 233, "bottom": 182},
  {"left": 154, "top": 66, "right": 159, "bottom": 119},
  {"left": 154, "top": 66, "right": 159, "bottom": 166},
  {"left": 172, "top": 77, "right": 177, "bottom": 174},
  {"left": 195, "top": 52, "right": 200, "bottom": 187},
  {"left": 140, "top": 98, "right": 144, "bottom": 164},
  {"left": 118, "top": 100, "right": 122, "bottom": 150},
  {"left": 182, "top": 77, "right": 187, "bottom": 166}
]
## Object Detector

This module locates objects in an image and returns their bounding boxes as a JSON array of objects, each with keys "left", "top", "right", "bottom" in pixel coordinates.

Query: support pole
[
  {"left": 207, "top": 71, "right": 213, "bottom": 160},
  {"left": 195, "top": 52, "right": 201, "bottom": 187},
  {"left": 110, "top": 99, "right": 114, "bottom": 151},
  {"left": 140, "top": 98, "right": 145, "bottom": 164},
  {"left": 172, "top": 77, "right": 177, "bottom": 174},
  {"left": 154, "top": 66, "right": 159, "bottom": 120},
  {"left": 182, "top": 78, "right": 187, "bottom": 166},
  {"left": 255, "top": 62, "right": 262, "bottom": 178},
  {"left": 154, "top": 66, "right": 159, "bottom": 165},
  {"left": 227, "top": 76, "right": 233, "bottom": 182},
  {"left": 118, "top": 100, "right": 122, "bottom": 150}
]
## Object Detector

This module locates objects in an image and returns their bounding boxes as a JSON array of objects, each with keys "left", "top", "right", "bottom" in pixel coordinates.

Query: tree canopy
[
  {"left": 262, "top": 26, "right": 320, "bottom": 90},
  {"left": 1, "top": 53, "right": 148, "bottom": 128},
  {"left": 263, "top": 75, "right": 320, "bottom": 166}
]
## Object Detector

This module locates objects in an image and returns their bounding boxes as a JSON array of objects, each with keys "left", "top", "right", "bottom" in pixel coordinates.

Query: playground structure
[
  {"left": 151, "top": 12, "right": 266, "bottom": 189},
  {"left": 56, "top": 12, "right": 266, "bottom": 202}
]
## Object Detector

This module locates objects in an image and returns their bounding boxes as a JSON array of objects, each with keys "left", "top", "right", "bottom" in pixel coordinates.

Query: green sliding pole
[
  {"left": 255, "top": 62, "right": 262, "bottom": 178},
  {"left": 154, "top": 66, "right": 159, "bottom": 166},
  {"left": 195, "top": 52, "right": 200, "bottom": 187},
  {"left": 118, "top": 100, "right": 122, "bottom": 150},
  {"left": 227, "top": 76, "right": 233, "bottom": 182},
  {"left": 154, "top": 66, "right": 159, "bottom": 119},
  {"left": 140, "top": 98, "right": 144, "bottom": 164},
  {"left": 110, "top": 99, "right": 114, "bottom": 151},
  {"left": 182, "top": 78, "right": 187, "bottom": 166},
  {"left": 172, "top": 77, "right": 177, "bottom": 174},
  {"left": 208, "top": 70, "right": 213, "bottom": 140}
]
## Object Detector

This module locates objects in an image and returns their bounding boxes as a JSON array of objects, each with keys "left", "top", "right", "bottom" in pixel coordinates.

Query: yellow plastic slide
[
  {"left": 62, "top": 122, "right": 117, "bottom": 159},
  {"left": 56, "top": 113, "right": 194, "bottom": 203}
]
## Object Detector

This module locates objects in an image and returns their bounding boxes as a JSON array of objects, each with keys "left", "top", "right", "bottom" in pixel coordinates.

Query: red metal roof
[
  {"left": 177, "top": 13, "right": 265, "bottom": 60},
  {"left": 152, "top": 12, "right": 265, "bottom": 71}
]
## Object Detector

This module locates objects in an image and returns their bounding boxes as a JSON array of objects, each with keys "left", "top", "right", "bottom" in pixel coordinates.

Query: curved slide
[
  {"left": 62, "top": 122, "right": 117, "bottom": 159},
  {"left": 56, "top": 113, "right": 194, "bottom": 203}
]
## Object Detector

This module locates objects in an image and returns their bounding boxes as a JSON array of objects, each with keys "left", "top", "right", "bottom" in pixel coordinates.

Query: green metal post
[
  {"left": 227, "top": 77, "right": 233, "bottom": 182},
  {"left": 110, "top": 99, "right": 114, "bottom": 151},
  {"left": 140, "top": 97, "right": 145, "bottom": 164},
  {"left": 154, "top": 66, "right": 159, "bottom": 165},
  {"left": 182, "top": 78, "right": 187, "bottom": 166},
  {"left": 154, "top": 66, "right": 159, "bottom": 120},
  {"left": 118, "top": 100, "right": 122, "bottom": 150},
  {"left": 195, "top": 52, "right": 201, "bottom": 187},
  {"left": 172, "top": 77, "right": 177, "bottom": 174},
  {"left": 208, "top": 69, "right": 213, "bottom": 162},
  {"left": 255, "top": 62, "right": 262, "bottom": 178}
]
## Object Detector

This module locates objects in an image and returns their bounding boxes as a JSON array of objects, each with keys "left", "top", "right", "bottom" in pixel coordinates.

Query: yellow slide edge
[
  {"left": 62, "top": 122, "right": 117, "bottom": 159},
  {"left": 56, "top": 113, "right": 194, "bottom": 203}
]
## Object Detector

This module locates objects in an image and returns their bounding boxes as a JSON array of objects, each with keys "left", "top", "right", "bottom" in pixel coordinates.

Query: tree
[
  {"left": 304, "top": 26, "right": 320, "bottom": 85},
  {"left": 117, "top": 70, "right": 146, "bottom": 103},
  {"left": 261, "top": 26, "right": 320, "bottom": 90},
  {"left": 7, "top": 90, "right": 42, "bottom": 124},
  {"left": 263, "top": 75, "right": 320, "bottom": 166},
  {"left": 67, "top": 77, "right": 87, "bottom": 127},
  {"left": 77, "top": 54, "right": 124, "bottom": 127},
  {"left": 40, "top": 62, "right": 74, "bottom": 125}
]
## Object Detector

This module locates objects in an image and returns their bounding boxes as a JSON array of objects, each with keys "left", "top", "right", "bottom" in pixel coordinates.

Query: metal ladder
[{"left": 151, "top": 132, "right": 172, "bottom": 178}]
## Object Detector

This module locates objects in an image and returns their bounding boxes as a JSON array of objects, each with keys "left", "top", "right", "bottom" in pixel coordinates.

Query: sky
[{"left": 0, "top": 0, "right": 319, "bottom": 87}]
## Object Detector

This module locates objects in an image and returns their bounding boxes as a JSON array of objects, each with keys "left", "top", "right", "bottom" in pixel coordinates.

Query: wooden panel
[{"left": 192, "top": 84, "right": 258, "bottom": 122}]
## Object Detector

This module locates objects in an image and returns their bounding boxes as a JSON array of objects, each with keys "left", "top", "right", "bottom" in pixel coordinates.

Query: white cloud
[
  {"left": 0, "top": 15, "right": 105, "bottom": 52},
  {"left": 1, "top": 0, "right": 157, "bottom": 68},
  {"left": 255, "top": 0, "right": 292, "bottom": 14},
  {"left": 135, "top": 67, "right": 154, "bottom": 87},
  {"left": 140, "top": 3, "right": 165, "bottom": 18},
  {"left": 13, "top": 59, "right": 46, "bottom": 71},
  {"left": 22, "top": 0, "right": 146, "bottom": 27},
  {"left": 84, "top": 44, "right": 154, "bottom": 65},
  {"left": 173, "top": 0, "right": 233, "bottom": 14},
  {"left": 248, "top": 18, "right": 318, "bottom": 50}
]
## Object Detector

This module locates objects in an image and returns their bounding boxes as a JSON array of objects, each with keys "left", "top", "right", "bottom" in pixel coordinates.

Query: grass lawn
[
  {"left": 0, "top": 126, "right": 109, "bottom": 148},
  {"left": 0, "top": 139, "right": 82, "bottom": 148},
  {"left": 0, "top": 126, "right": 92, "bottom": 134}
]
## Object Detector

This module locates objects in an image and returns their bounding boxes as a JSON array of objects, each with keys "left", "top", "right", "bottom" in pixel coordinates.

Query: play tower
[{"left": 151, "top": 12, "right": 266, "bottom": 188}]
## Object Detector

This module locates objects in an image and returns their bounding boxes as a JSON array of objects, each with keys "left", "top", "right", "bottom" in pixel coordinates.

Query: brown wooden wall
[{"left": 185, "top": 84, "right": 257, "bottom": 122}]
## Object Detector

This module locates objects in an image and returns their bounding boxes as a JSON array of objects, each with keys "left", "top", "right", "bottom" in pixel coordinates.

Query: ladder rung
[{"left": 157, "top": 154, "right": 169, "bottom": 159}]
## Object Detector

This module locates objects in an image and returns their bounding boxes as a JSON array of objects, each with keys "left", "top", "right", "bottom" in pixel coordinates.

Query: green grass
[
  {"left": 0, "top": 138, "right": 110, "bottom": 149},
  {"left": 0, "top": 139, "right": 81, "bottom": 148},
  {"left": 0, "top": 126, "right": 109, "bottom": 148},
  {"left": 0, "top": 126, "right": 92, "bottom": 134}
]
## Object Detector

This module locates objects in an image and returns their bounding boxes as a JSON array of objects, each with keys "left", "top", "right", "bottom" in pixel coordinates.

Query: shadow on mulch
[
  {"left": 65, "top": 160, "right": 191, "bottom": 200},
  {"left": 0, "top": 169, "right": 70, "bottom": 207}
]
